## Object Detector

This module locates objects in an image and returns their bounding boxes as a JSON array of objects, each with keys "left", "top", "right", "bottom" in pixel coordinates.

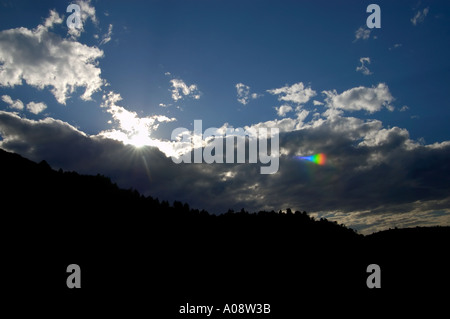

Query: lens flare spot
[{"left": 294, "top": 153, "right": 326, "bottom": 165}]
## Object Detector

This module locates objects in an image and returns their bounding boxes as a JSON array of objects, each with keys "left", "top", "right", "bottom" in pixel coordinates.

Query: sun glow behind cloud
[{"left": 97, "top": 90, "right": 178, "bottom": 150}]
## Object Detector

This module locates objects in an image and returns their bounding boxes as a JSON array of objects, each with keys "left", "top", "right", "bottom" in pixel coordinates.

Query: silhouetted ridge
[
  {"left": 0, "top": 148, "right": 359, "bottom": 239},
  {"left": 1, "top": 148, "right": 449, "bottom": 310}
]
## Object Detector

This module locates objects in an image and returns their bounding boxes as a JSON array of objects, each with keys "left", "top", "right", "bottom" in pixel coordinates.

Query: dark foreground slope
[{"left": 1, "top": 149, "right": 448, "bottom": 316}]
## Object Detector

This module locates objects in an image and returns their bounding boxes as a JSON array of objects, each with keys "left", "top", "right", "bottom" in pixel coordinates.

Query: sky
[{"left": 0, "top": 0, "right": 449, "bottom": 234}]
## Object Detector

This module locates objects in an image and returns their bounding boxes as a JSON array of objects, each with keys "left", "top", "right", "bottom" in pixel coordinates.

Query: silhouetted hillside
[
  {"left": 1, "top": 148, "right": 449, "bottom": 316},
  {"left": 0, "top": 147, "right": 361, "bottom": 239}
]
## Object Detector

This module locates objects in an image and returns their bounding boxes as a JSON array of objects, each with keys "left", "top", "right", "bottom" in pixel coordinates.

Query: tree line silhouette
[{"left": 1, "top": 148, "right": 448, "bottom": 315}]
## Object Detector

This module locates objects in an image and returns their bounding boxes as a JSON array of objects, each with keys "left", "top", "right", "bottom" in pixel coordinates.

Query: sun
[{"left": 128, "top": 132, "right": 150, "bottom": 148}]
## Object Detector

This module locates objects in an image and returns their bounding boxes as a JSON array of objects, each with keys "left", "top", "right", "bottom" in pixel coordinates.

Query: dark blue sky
[{"left": 1, "top": 0, "right": 450, "bottom": 141}]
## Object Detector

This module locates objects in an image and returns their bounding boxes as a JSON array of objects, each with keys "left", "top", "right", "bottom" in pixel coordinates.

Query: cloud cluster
[
  {"left": 354, "top": 26, "right": 371, "bottom": 41},
  {"left": 275, "top": 105, "right": 293, "bottom": 117},
  {"left": 43, "top": 9, "right": 64, "bottom": 29},
  {"left": 2, "top": 95, "right": 24, "bottom": 111},
  {"left": 0, "top": 14, "right": 105, "bottom": 104},
  {"left": 267, "top": 82, "right": 316, "bottom": 105},
  {"left": 1, "top": 107, "right": 449, "bottom": 234},
  {"left": 0, "top": 3, "right": 448, "bottom": 235},
  {"left": 356, "top": 57, "right": 372, "bottom": 75},
  {"left": 2, "top": 95, "right": 47, "bottom": 114},
  {"left": 25, "top": 101, "right": 47, "bottom": 114},
  {"left": 170, "top": 79, "right": 200, "bottom": 101},
  {"left": 235, "top": 83, "right": 260, "bottom": 105},
  {"left": 99, "top": 91, "right": 176, "bottom": 148},
  {"left": 323, "top": 83, "right": 394, "bottom": 113}
]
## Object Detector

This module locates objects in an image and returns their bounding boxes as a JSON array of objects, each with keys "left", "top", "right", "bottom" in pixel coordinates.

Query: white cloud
[
  {"left": 236, "top": 83, "right": 250, "bottom": 105},
  {"left": 0, "top": 11, "right": 105, "bottom": 104},
  {"left": 323, "top": 83, "right": 394, "bottom": 113},
  {"left": 78, "top": 0, "right": 97, "bottom": 24},
  {"left": 354, "top": 26, "right": 371, "bottom": 42},
  {"left": 2, "top": 99, "right": 450, "bottom": 234},
  {"left": 267, "top": 82, "right": 316, "bottom": 105},
  {"left": 400, "top": 105, "right": 409, "bottom": 112},
  {"left": 68, "top": 0, "right": 98, "bottom": 38},
  {"left": 99, "top": 91, "right": 176, "bottom": 148},
  {"left": 26, "top": 101, "right": 47, "bottom": 114},
  {"left": 170, "top": 79, "right": 200, "bottom": 101},
  {"left": 2, "top": 95, "right": 47, "bottom": 114},
  {"left": 296, "top": 109, "right": 309, "bottom": 128},
  {"left": 245, "top": 117, "right": 297, "bottom": 134},
  {"left": 235, "top": 83, "right": 261, "bottom": 105},
  {"left": 313, "top": 100, "right": 324, "bottom": 106},
  {"left": 411, "top": 7, "right": 429, "bottom": 26},
  {"left": 43, "top": 10, "right": 63, "bottom": 29},
  {"left": 275, "top": 104, "right": 293, "bottom": 117},
  {"left": 2, "top": 95, "right": 24, "bottom": 110},
  {"left": 356, "top": 57, "right": 372, "bottom": 75},
  {"left": 100, "top": 24, "right": 113, "bottom": 45},
  {"left": 245, "top": 108, "right": 309, "bottom": 133}
]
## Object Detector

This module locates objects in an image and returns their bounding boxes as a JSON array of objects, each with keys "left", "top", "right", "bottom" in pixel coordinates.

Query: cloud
[
  {"left": 99, "top": 24, "right": 113, "bottom": 45},
  {"left": 244, "top": 107, "right": 310, "bottom": 134},
  {"left": 275, "top": 105, "right": 293, "bottom": 117},
  {"left": 267, "top": 82, "right": 316, "bottom": 105},
  {"left": 295, "top": 109, "right": 310, "bottom": 127},
  {"left": 1, "top": 109, "right": 449, "bottom": 234},
  {"left": 170, "top": 79, "right": 200, "bottom": 101},
  {"left": 68, "top": 0, "right": 98, "bottom": 38},
  {"left": 236, "top": 83, "right": 261, "bottom": 105},
  {"left": 2, "top": 95, "right": 24, "bottom": 110},
  {"left": 43, "top": 9, "right": 63, "bottom": 29},
  {"left": 2, "top": 95, "right": 47, "bottom": 114},
  {"left": 354, "top": 26, "right": 371, "bottom": 42},
  {"left": 411, "top": 7, "right": 429, "bottom": 26},
  {"left": 400, "top": 105, "right": 409, "bottom": 112},
  {"left": 0, "top": 110, "right": 237, "bottom": 211},
  {"left": 323, "top": 83, "right": 394, "bottom": 113},
  {"left": 99, "top": 91, "right": 176, "bottom": 148},
  {"left": 236, "top": 83, "right": 250, "bottom": 105},
  {"left": 313, "top": 100, "right": 324, "bottom": 106},
  {"left": 0, "top": 11, "right": 105, "bottom": 104},
  {"left": 77, "top": 0, "right": 97, "bottom": 24},
  {"left": 245, "top": 117, "right": 297, "bottom": 134},
  {"left": 356, "top": 57, "right": 372, "bottom": 75},
  {"left": 0, "top": 8, "right": 447, "bottom": 234},
  {"left": 26, "top": 101, "right": 47, "bottom": 114}
]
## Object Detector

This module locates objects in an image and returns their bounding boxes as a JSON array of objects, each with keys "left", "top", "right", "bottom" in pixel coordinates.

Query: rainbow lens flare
[{"left": 295, "top": 153, "right": 326, "bottom": 165}]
